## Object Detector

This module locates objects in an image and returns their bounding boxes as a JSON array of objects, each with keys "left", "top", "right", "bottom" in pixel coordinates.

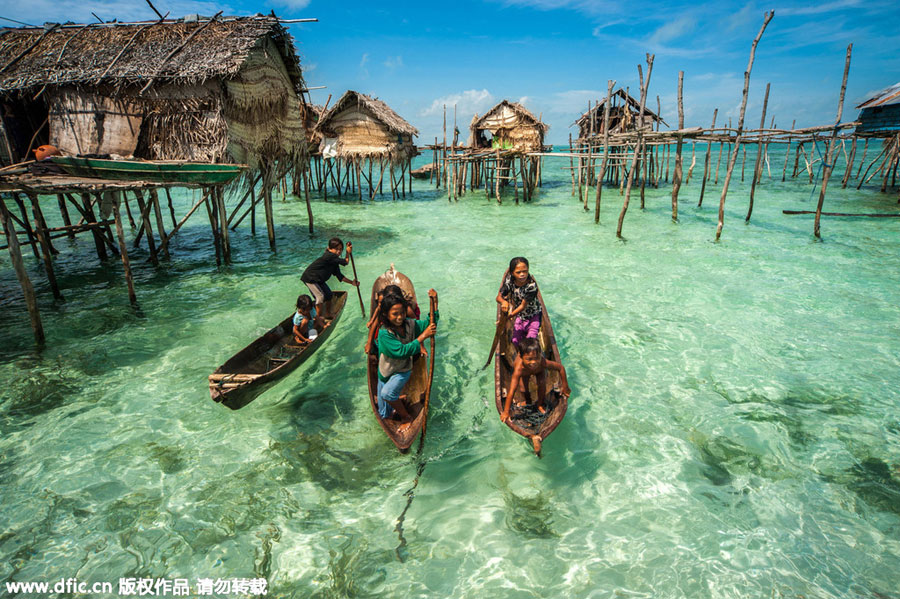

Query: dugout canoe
[
  {"left": 51, "top": 156, "right": 247, "bottom": 185},
  {"left": 209, "top": 291, "right": 348, "bottom": 410},
  {"left": 366, "top": 266, "right": 431, "bottom": 453},
  {"left": 493, "top": 273, "right": 568, "bottom": 456}
]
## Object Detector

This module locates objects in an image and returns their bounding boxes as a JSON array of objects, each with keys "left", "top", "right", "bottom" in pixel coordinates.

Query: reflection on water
[{"left": 1, "top": 147, "right": 900, "bottom": 596}]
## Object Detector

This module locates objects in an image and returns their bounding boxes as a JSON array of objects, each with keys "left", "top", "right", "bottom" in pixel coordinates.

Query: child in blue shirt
[{"left": 293, "top": 295, "right": 322, "bottom": 344}]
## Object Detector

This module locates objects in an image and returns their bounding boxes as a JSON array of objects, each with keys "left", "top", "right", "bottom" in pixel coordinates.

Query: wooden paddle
[
  {"left": 420, "top": 292, "right": 437, "bottom": 445},
  {"left": 348, "top": 244, "right": 366, "bottom": 319},
  {"left": 482, "top": 308, "right": 508, "bottom": 370}
]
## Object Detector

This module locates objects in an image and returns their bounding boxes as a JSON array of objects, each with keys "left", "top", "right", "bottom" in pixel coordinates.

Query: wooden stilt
[
  {"left": 595, "top": 79, "right": 615, "bottom": 223},
  {"left": 0, "top": 199, "right": 44, "bottom": 344},
  {"left": 13, "top": 194, "right": 41, "bottom": 260},
  {"left": 716, "top": 11, "right": 773, "bottom": 241},
  {"left": 149, "top": 188, "right": 169, "bottom": 259},
  {"left": 122, "top": 191, "right": 137, "bottom": 229},
  {"left": 698, "top": 108, "right": 717, "bottom": 207},
  {"left": 304, "top": 167, "right": 314, "bottom": 234},
  {"left": 782, "top": 120, "right": 795, "bottom": 182},
  {"left": 110, "top": 192, "right": 137, "bottom": 306},
  {"left": 815, "top": 44, "right": 852, "bottom": 238},
  {"left": 216, "top": 186, "right": 231, "bottom": 263},
  {"left": 158, "top": 188, "right": 211, "bottom": 255},
  {"left": 26, "top": 193, "right": 63, "bottom": 300},
  {"left": 79, "top": 193, "right": 109, "bottom": 261},
  {"left": 264, "top": 182, "right": 276, "bottom": 251},
  {"left": 132, "top": 190, "right": 159, "bottom": 266},
  {"left": 204, "top": 189, "right": 222, "bottom": 266},
  {"left": 746, "top": 82, "right": 771, "bottom": 223},
  {"left": 56, "top": 194, "right": 74, "bottom": 238},
  {"left": 671, "top": 70, "right": 685, "bottom": 222},
  {"left": 617, "top": 55, "right": 654, "bottom": 238}
]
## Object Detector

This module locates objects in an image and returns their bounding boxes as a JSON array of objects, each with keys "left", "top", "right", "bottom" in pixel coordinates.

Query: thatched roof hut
[
  {"left": 301, "top": 103, "right": 324, "bottom": 155},
  {"left": 855, "top": 82, "right": 900, "bottom": 138},
  {"left": 469, "top": 100, "right": 548, "bottom": 152},
  {"left": 0, "top": 15, "right": 307, "bottom": 170},
  {"left": 315, "top": 91, "right": 417, "bottom": 163},
  {"left": 574, "top": 89, "right": 666, "bottom": 140}
]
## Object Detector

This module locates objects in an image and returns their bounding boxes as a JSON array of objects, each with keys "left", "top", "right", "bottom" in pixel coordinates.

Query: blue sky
[{"left": 2, "top": 0, "right": 898, "bottom": 144}]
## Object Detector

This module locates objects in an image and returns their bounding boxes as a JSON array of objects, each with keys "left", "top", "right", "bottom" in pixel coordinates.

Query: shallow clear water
[{"left": 1, "top": 146, "right": 899, "bottom": 598}]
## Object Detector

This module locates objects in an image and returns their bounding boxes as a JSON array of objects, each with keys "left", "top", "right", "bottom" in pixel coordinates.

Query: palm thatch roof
[
  {"left": 472, "top": 100, "right": 549, "bottom": 133},
  {"left": 316, "top": 90, "right": 418, "bottom": 137},
  {"left": 0, "top": 15, "right": 304, "bottom": 94}
]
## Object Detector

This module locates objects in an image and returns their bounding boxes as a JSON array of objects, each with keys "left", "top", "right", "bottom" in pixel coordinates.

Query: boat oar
[
  {"left": 348, "top": 246, "right": 366, "bottom": 319},
  {"left": 482, "top": 309, "right": 508, "bottom": 370},
  {"left": 419, "top": 293, "right": 438, "bottom": 447}
]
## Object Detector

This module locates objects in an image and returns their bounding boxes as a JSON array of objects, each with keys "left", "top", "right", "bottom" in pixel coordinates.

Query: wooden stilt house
[
  {"left": 469, "top": 100, "right": 548, "bottom": 152},
  {"left": 314, "top": 90, "right": 418, "bottom": 199},
  {"left": 574, "top": 89, "right": 665, "bottom": 141},
  {"left": 0, "top": 15, "right": 308, "bottom": 172},
  {"left": 855, "top": 83, "right": 900, "bottom": 137}
]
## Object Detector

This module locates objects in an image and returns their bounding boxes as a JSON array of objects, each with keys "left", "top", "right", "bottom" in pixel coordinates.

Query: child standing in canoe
[
  {"left": 301, "top": 237, "right": 360, "bottom": 318},
  {"left": 377, "top": 289, "right": 438, "bottom": 431},
  {"left": 496, "top": 257, "right": 541, "bottom": 346}
]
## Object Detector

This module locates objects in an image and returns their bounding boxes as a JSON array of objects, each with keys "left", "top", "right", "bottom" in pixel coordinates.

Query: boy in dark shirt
[{"left": 301, "top": 237, "right": 360, "bottom": 318}]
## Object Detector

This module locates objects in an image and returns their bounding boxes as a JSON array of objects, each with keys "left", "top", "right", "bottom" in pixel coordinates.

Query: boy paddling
[{"left": 301, "top": 237, "right": 360, "bottom": 318}]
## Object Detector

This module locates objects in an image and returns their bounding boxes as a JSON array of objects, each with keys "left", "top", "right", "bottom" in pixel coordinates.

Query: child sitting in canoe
[
  {"left": 500, "top": 337, "right": 570, "bottom": 423},
  {"left": 376, "top": 289, "right": 438, "bottom": 431},
  {"left": 301, "top": 237, "right": 360, "bottom": 319},
  {"left": 293, "top": 294, "right": 323, "bottom": 344},
  {"left": 496, "top": 256, "right": 541, "bottom": 345}
]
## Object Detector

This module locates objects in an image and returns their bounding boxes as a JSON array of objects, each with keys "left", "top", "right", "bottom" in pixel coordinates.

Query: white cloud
[
  {"left": 383, "top": 55, "right": 404, "bottom": 69},
  {"left": 647, "top": 15, "right": 696, "bottom": 45},
  {"left": 421, "top": 89, "right": 496, "bottom": 117},
  {"left": 359, "top": 53, "right": 370, "bottom": 68}
]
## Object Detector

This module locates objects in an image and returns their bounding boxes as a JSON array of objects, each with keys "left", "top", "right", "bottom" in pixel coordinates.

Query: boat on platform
[
  {"left": 366, "top": 266, "right": 431, "bottom": 453},
  {"left": 209, "top": 292, "right": 348, "bottom": 410},
  {"left": 493, "top": 274, "right": 568, "bottom": 456},
  {"left": 51, "top": 156, "right": 247, "bottom": 185}
]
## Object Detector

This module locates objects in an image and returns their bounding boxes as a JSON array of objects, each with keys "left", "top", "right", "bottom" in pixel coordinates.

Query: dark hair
[
  {"left": 296, "top": 294, "right": 314, "bottom": 312},
  {"left": 509, "top": 256, "right": 529, "bottom": 272},
  {"left": 378, "top": 293, "right": 408, "bottom": 331},
  {"left": 517, "top": 337, "right": 542, "bottom": 357},
  {"left": 328, "top": 237, "right": 343, "bottom": 250}
]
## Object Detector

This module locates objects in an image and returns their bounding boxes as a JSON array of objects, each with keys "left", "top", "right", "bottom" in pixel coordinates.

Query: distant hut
[
  {"left": 574, "top": 89, "right": 666, "bottom": 141},
  {"left": 315, "top": 90, "right": 418, "bottom": 199},
  {"left": 470, "top": 100, "right": 548, "bottom": 152},
  {"left": 0, "top": 16, "right": 307, "bottom": 172},
  {"left": 301, "top": 103, "right": 324, "bottom": 156},
  {"left": 855, "top": 83, "right": 900, "bottom": 137}
]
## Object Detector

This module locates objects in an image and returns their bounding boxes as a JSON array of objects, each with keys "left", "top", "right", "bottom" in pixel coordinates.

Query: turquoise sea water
[{"left": 1, "top": 146, "right": 899, "bottom": 598}]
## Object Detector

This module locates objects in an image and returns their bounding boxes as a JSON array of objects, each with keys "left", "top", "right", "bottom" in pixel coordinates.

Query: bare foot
[
  {"left": 531, "top": 435, "right": 542, "bottom": 455},
  {"left": 396, "top": 422, "right": 412, "bottom": 434},
  {"left": 500, "top": 410, "right": 510, "bottom": 423}
]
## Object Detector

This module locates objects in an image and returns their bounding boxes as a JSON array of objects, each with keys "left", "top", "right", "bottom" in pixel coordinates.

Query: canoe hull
[
  {"left": 51, "top": 157, "right": 246, "bottom": 185},
  {"left": 493, "top": 273, "right": 568, "bottom": 456},
  {"left": 209, "top": 292, "right": 348, "bottom": 410},
  {"left": 366, "top": 267, "right": 429, "bottom": 453}
]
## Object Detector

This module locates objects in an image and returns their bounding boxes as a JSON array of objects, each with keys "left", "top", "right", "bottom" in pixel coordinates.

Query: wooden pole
[
  {"left": 814, "top": 43, "right": 852, "bottom": 239},
  {"left": 855, "top": 139, "right": 869, "bottom": 179},
  {"left": 304, "top": 167, "right": 314, "bottom": 234},
  {"left": 617, "top": 54, "right": 654, "bottom": 238},
  {"left": 782, "top": 119, "right": 796, "bottom": 182},
  {"left": 26, "top": 194, "right": 63, "bottom": 300},
  {"left": 595, "top": 79, "right": 615, "bottom": 223},
  {"left": 746, "top": 82, "right": 771, "bottom": 223},
  {"left": 132, "top": 190, "right": 159, "bottom": 266},
  {"left": 111, "top": 192, "right": 137, "bottom": 306},
  {"left": 264, "top": 181, "right": 276, "bottom": 251},
  {"left": 79, "top": 193, "right": 108, "bottom": 261},
  {"left": 0, "top": 199, "right": 44, "bottom": 344},
  {"left": 164, "top": 187, "right": 177, "bottom": 228},
  {"left": 716, "top": 11, "right": 774, "bottom": 241},
  {"left": 56, "top": 194, "right": 74, "bottom": 238},
  {"left": 203, "top": 190, "right": 221, "bottom": 266},
  {"left": 698, "top": 108, "right": 717, "bottom": 207},
  {"left": 671, "top": 70, "right": 685, "bottom": 222},
  {"left": 13, "top": 194, "right": 42, "bottom": 261},
  {"left": 157, "top": 188, "right": 211, "bottom": 255},
  {"left": 841, "top": 136, "right": 857, "bottom": 188},
  {"left": 149, "top": 188, "right": 169, "bottom": 259},
  {"left": 216, "top": 185, "right": 230, "bottom": 264}
]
